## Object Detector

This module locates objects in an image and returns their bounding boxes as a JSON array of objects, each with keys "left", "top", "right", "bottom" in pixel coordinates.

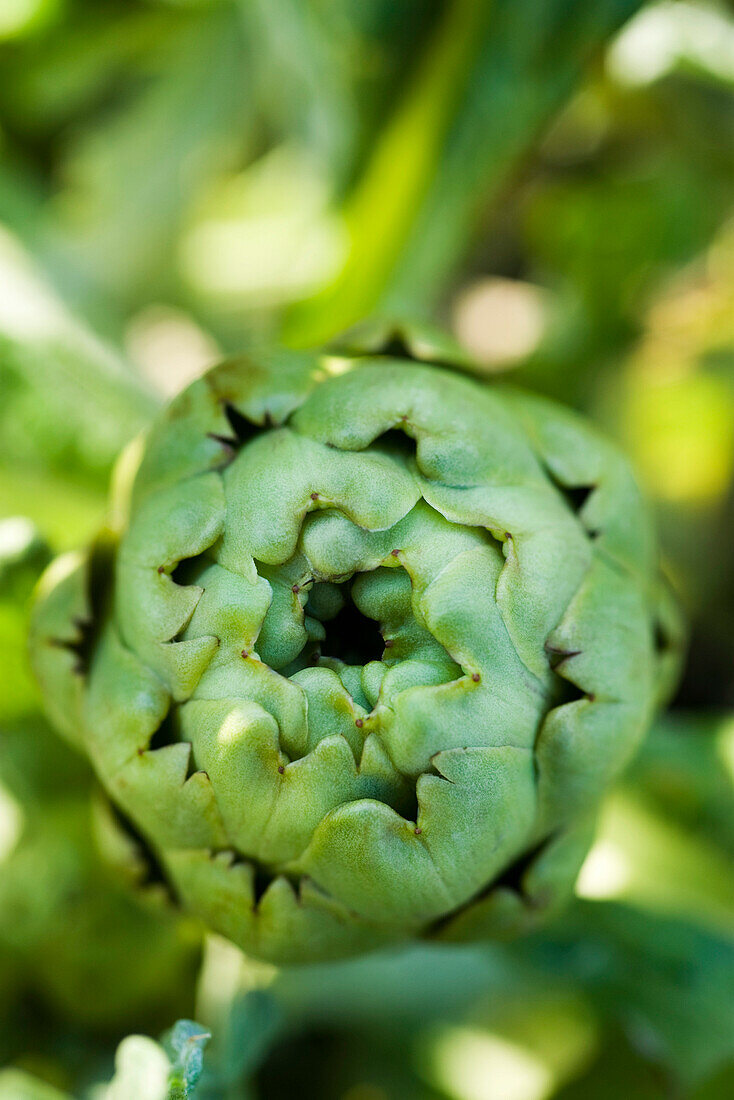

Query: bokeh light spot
[{"left": 453, "top": 278, "right": 547, "bottom": 370}]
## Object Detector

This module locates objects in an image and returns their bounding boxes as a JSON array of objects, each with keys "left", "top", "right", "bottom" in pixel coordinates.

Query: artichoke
[{"left": 30, "top": 335, "right": 682, "bottom": 963}]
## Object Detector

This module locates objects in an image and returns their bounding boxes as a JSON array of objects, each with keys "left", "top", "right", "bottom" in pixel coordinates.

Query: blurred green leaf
[
  {"left": 46, "top": 5, "right": 251, "bottom": 307},
  {"left": 283, "top": 0, "right": 645, "bottom": 346},
  {"left": 576, "top": 790, "right": 734, "bottom": 934},
  {"left": 104, "top": 1034, "right": 172, "bottom": 1100},
  {"left": 0, "top": 1069, "right": 70, "bottom": 1100},
  {"left": 629, "top": 711, "right": 734, "bottom": 857},
  {"left": 163, "top": 1020, "right": 210, "bottom": 1100},
  {"left": 0, "top": 227, "right": 157, "bottom": 485},
  {"left": 534, "top": 901, "right": 734, "bottom": 1089},
  {"left": 196, "top": 990, "right": 280, "bottom": 1098},
  {"left": 281, "top": 0, "right": 487, "bottom": 345}
]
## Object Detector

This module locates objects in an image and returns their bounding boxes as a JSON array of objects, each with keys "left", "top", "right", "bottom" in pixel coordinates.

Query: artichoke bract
[{"left": 30, "top": 337, "right": 682, "bottom": 963}]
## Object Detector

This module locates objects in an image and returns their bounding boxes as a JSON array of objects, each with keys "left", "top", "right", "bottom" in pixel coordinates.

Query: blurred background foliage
[{"left": 0, "top": 0, "right": 732, "bottom": 1097}]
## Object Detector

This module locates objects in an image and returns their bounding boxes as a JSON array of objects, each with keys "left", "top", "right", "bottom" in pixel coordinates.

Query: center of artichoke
[{"left": 306, "top": 580, "right": 385, "bottom": 666}]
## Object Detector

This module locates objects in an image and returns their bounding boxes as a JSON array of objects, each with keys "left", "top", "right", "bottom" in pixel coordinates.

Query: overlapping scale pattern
[{"left": 30, "top": 343, "right": 682, "bottom": 963}]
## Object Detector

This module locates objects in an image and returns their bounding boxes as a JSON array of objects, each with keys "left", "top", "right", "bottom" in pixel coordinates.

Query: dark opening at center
[{"left": 310, "top": 582, "right": 385, "bottom": 666}]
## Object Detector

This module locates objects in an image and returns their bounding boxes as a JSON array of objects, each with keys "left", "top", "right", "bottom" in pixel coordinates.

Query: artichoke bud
[{"left": 30, "top": 339, "right": 683, "bottom": 963}]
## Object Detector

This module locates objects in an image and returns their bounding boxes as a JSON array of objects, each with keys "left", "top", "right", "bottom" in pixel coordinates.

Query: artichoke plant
[{"left": 30, "top": 334, "right": 682, "bottom": 963}]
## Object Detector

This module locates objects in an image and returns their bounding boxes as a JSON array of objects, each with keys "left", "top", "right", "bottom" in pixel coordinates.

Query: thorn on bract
[
  {"left": 546, "top": 646, "right": 581, "bottom": 670},
  {"left": 414, "top": 827, "right": 422, "bottom": 835},
  {"left": 277, "top": 765, "right": 285, "bottom": 774},
  {"left": 390, "top": 548, "right": 400, "bottom": 557},
  {"left": 471, "top": 673, "right": 481, "bottom": 683},
  {"left": 355, "top": 718, "right": 364, "bottom": 728},
  {"left": 241, "top": 649, "right": 249, "bottom": 659},
  {"left": 310, "top": 492, "right": 319, "bottom": 501},
  {"left": 157, "top": 565, "right": 165, "bottom": 574},
  {"left": 292, "top": 584, "right": 300, "bottom": 594},
  {"left": 206, "top": 432, "right": 237, "bottom": 457}
]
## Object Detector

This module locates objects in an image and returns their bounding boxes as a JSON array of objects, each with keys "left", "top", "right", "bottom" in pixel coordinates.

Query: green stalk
[{"left": 281, "top": 0, "right": 488, "bottom": 347}]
